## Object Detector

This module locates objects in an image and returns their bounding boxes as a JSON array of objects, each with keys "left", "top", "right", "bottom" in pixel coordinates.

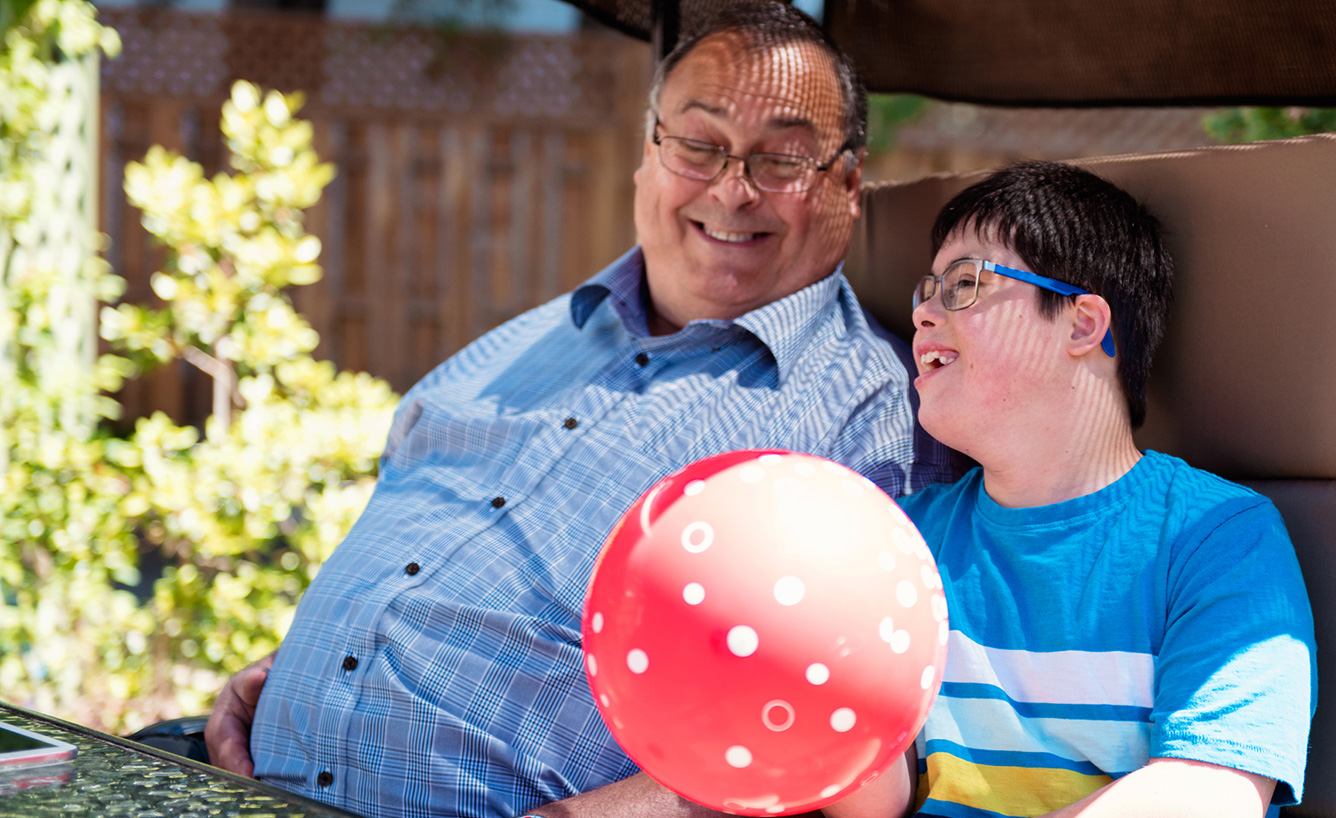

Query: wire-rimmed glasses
[{"left": 651, "top": 118, "right": 853, "bottom": 194}]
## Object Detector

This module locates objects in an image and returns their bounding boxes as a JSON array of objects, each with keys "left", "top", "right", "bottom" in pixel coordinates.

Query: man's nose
[{"left": 710, "top": 157, "right": 760, "bottom": 207}]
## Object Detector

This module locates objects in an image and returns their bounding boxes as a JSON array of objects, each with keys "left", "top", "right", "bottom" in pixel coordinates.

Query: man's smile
[{"left": 692, "top": 220, "right": 773, "bottom": 244}]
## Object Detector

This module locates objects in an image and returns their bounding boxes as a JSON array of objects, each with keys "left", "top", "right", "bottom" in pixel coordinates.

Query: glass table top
[{"left": 0, "top": 702, "right": 363, "bottom": 818}]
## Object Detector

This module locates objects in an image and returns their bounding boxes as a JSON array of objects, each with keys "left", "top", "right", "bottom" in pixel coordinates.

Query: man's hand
[{"left": 204, "top": 652, "right": 275, "bottom": 777}]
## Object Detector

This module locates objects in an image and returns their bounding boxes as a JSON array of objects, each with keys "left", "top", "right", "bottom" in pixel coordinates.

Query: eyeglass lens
[
  {"left": 659, "top": 137, "right": 815, "bottom": 193},
  {"left": 914, "top": 261, "right": 982, "bottom": 310}
]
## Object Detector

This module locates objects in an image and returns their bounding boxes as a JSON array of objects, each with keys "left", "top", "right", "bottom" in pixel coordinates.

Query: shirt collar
[
  {"left": 570, "top": 247, "right": 851, "bottom": 384},
  {"left": 570, "top": 247, "right": 651, "bottom": 335}
]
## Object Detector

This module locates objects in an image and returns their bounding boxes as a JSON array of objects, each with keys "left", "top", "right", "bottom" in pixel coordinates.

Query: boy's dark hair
[
  {"left": 647, "top": 3, "right": 868, "bottom": 155},
  {"left": 930, "top": 161, "right": 1174, "bottom": 428}
]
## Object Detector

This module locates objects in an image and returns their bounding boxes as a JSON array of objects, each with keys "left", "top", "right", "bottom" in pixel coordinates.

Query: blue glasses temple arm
[{"left": 982, "top": 261, "right": 1116, "bottom": 357}]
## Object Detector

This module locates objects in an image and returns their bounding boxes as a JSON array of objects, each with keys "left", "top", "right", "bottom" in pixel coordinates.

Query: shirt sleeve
[{"left": 1151, "top": 497, "right": 1317, "bottom": 805}]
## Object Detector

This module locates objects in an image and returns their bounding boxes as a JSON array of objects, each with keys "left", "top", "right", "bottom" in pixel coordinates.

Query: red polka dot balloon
[{"left": 582, "top": 450, "right": 948, "bottom": 816}]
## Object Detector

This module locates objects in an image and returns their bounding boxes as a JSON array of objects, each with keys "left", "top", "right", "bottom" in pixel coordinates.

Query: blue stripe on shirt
[{"left": 938, "top": 682, "right": 1153, "bottom": 722}]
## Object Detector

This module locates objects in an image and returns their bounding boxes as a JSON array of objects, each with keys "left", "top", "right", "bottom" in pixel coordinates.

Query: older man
[{"left": 205, "top": 5, "right": 951, "bottom": 818}]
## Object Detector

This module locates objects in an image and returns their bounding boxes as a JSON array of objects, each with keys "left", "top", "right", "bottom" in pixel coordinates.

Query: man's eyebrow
[{"left": 676, "top": 100, "right": 820, "bottom": 135}]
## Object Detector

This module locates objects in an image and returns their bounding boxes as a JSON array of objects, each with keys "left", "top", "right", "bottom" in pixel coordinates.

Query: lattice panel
[
  {"left": 98, "top": 8, "right": 639, "bottom": 123},
  {"left": 10, "top": 54, "right": 103, "bottom": 434},
  {"left": 101, "top": 10, "right": 228, "bottom": 98}
]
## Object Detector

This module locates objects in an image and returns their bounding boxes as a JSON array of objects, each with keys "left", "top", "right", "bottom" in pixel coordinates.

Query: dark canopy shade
[{"left": 563, "top": 0, "right": 1336, "bottom": 106}]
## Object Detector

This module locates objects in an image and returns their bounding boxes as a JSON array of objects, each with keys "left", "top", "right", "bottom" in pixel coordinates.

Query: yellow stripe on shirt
[{"left": 919, "top": 751, "right": 1113, "bottom": 817}]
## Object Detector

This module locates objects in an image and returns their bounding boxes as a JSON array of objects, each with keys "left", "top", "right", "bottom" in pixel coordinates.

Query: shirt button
[
  {"left": 635, "top": 352, "right": 649, "bottom": 367},
  {"left": 342, "top": 655, "right": 358, "bottom": 671},
  {"left": 563, "top": 417, "right": 578, "bottom": 430},
  {"left": 405, "top": 562, "right": 420, "bottom": 576},
  {"left": 317, "top": 771, "right": 334, "bottom": 787},
  {"left": 491, "top": 496, "right": 506, "bottom": 508}
]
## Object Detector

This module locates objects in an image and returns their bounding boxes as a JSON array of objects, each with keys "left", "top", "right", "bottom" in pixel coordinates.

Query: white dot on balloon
[
  {"left": 932, "top": 593, "right": 949, "bottom": 622},
  {"left": 759, "top": 453, "right": 783, "bottom": 466},
  {"left": 766, "top": 807, "right": 786, "bottom": 815},
  {"left": 892, "top": 528, "right": 916, "bottom": 554},
  {"left": 684, "top": 479, "right": 706, "bottom": 496},
  {"left": 830, "top": 707, "right": 857, "bottom": 732},
  {"left": 600, "top": 693, "right": 609, "bottom": 706},
  {"left": 761, "top": 699, "right": 796, "bottom": 732},
  {"left": 891, "top": 630, "right": 911, "bottom": 654},
  {"left": 739, "top": 465, "right": 765, "bottom": 483},
  {"left": 821, "top": 461, "right": 845, "bottom": 474},
  {"left": 806, "top": 663, "right": 830, "bottom": 685},
  {"left": 586, "top": 654, "right": 598, "bottom": 676},
  {"left": 773, "top": 576, "right": 805, "bottom": 606},
  {"left": 821, "top": 785, "right": 842, "bottom": 799},
  {"left": 939, "top": 620, "right": 950, "bottom": 645},
  {"left": 841, "top": 478, "right": 865, "bottom": 498},
  {"left": 921, "top": 664, "right": 936, "bottom": 690},
  {"left": 897, "top": 581, "right": 919, "bottom": 608},
  {"left": 877, "top": 552, "right": 896, "bottom": 571},
  {"left": 921, "top": 564, "right": 939, "bottom": 589},
  {"left": 681, "top": 521, "right": 714, "bottom": 553},
  {"left": 727, "top": 625, "right": 759, "bottom": 657},
  {"left": 591, "top": 612, "right": 604, "bottom": 633},
  {"left": 725, "top": 745, "right": 753, "bottom": 768},
  {"left": 879, "top": 616, "right": 895, "bottom": 643},
  {"left": 683, "top": 582, "right": 706, "bottom": 605},
  {"left": 627, "top": 649, "right": 649, "bottom": 674}
]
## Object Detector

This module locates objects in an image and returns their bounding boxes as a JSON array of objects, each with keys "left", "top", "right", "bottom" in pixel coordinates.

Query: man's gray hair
[{"left": 645, "top": 3, "right": 868, "bottom": 160}]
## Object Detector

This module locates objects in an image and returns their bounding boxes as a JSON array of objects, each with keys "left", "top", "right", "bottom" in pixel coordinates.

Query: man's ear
[
  {"left": 1068, "top": 293, "right": 1114, "bottom": 358},
  {"left": 842, "top": 148, "right": 865, "bottom": 218}
]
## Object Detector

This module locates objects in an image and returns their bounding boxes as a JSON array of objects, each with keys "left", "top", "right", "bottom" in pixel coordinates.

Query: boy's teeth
[
  {"left": 704, "top": 227, "right": 757, "bottom": 242},
  {"left": 921, "top": 350, "right": 958, "bottom": 368}
]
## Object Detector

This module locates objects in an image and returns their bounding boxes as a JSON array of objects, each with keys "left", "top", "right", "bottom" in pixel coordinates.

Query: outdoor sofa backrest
[{"left": 844, "top": 133, "right": 1336, "bottom": 817}]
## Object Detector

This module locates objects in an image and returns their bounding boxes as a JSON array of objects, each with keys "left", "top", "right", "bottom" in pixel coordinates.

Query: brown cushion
[{"left": 1241, "top": 480, "right": 1336, "bottom": 817}]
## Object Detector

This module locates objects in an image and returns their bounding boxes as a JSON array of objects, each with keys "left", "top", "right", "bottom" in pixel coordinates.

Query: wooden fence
[{"left": 97, "top": 8, "right": 651, "bottom": 425}]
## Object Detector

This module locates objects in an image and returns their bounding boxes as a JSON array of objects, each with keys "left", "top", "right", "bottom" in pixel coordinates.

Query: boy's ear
[{"left": 1068, "top": 293, "right": 1114, "bottom": 358}]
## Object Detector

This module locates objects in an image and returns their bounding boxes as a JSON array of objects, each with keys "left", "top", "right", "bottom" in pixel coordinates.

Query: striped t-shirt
[{"left": 897, "top": 452, "right": 1315, "bottom": 818}]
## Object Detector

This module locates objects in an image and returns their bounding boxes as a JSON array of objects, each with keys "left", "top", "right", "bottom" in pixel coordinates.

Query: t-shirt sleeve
[{"left": 1151, "top": 497, "right": 1317, "bottom": 805}]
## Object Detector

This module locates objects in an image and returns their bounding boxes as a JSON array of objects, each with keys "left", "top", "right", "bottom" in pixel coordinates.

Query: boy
[{"left": 827, "top": 161, "right": 1315, "bottom": 818}]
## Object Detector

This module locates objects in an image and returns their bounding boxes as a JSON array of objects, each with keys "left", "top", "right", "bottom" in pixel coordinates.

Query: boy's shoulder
[{"left": 894, "top": 451, "right": 1282, "bottom": 546}]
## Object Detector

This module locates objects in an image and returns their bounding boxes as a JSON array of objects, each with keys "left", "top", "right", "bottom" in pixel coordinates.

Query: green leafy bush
[
  {"left": 1204, "top": 106, "right": 1336, "bottom": 144},
  {"left": 3, "top": 5, "right": 399, "bottom": 733}
]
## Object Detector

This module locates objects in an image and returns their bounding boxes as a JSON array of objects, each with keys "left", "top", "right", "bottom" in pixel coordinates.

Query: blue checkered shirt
[{"left": 251, "top": 248, "right": 952, "bottom": 818}]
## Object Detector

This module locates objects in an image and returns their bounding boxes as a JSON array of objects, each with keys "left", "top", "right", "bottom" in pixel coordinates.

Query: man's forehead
[{"left": 661, "top": 34, "right": 843, "bottom": 133}]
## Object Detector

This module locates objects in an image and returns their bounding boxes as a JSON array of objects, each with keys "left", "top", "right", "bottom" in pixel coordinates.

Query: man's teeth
[
  {"left": 704, "top": 226, "right": 759, "bottom": 243},
  {"left": 921, "top": 350, "right": 958, "bottom": 368}
]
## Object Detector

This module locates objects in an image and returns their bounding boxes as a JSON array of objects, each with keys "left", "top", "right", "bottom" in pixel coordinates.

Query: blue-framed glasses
[{"left": 913, "top": 259, "right": 1115, "bottom": 357}]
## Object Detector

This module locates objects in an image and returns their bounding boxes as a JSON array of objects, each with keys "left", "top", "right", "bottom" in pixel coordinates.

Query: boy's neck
[
  {"left": 981, "top": 435, "right": 1142, "bottom": 509},
  {"left": 975, "top": 379, "right": 1143, "bottom": 509}
]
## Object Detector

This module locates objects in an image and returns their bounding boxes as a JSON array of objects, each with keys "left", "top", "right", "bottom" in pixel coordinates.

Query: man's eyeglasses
[
  {"left": 914, "top": 259, "right": 1116, "bottom": 357},
  {"left": 652, "top": 117, "right": 853, "bottom": 194}
]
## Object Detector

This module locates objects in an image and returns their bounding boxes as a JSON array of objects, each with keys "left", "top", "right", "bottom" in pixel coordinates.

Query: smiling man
[{"left": 202, "top": 6, "right": 952, "bottom": 818}]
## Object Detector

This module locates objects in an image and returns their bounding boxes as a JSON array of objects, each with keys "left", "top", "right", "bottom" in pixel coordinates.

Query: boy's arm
[
  {"left": 819, "top": 744, "right": 917, "bottom": 818},
  {"left": 523, "top": 772, "right": 824, "bottom": 818},
  {"left": 1042, "top": 758, "right": 1275, "bottom": 818}
]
